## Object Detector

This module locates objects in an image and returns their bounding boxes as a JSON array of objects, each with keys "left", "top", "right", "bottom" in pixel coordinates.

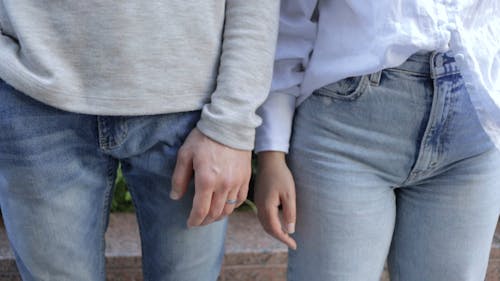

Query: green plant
[{"left": 110, "top": 166, "right": 135, "bottom": 212}]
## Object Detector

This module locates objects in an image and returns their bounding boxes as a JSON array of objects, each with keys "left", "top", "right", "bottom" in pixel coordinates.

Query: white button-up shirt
[{"left": 255, "top": 0, "right": 500, "bottom": 152}]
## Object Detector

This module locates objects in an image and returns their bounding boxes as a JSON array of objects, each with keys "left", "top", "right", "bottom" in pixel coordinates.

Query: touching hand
[
  {"left": 255, "top": 151, "right": 297, "bottom": 250},
  {"left": 171, "top": 128, "right": 251, "bottom": 227}
]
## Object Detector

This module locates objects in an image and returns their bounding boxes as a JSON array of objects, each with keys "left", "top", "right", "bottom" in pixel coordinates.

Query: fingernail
[
  {"left": 287, "top": 223, "right": 295, "bottom": 234},
  {"left": 170, "top": 190, "right": 181, "bottom": 200}
]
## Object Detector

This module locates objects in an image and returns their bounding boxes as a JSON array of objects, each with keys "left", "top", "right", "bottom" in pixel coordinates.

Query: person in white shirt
[{"left": 254, "top": 1, "right": 500, "bottom": 280}]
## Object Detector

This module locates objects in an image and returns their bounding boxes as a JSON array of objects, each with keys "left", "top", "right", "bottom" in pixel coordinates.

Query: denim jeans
[
  {"left": 287, "top": 52, "right": 500, "bottom": 281},
  {"left": 0, "top": 80, "right": 226, "bottom": 281}
]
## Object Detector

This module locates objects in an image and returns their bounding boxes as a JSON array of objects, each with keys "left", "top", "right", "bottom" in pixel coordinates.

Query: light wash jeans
[
  {"left": 0, "top": 79, "right": 226, "bottom": 281},
  {"left": 287, "top": 52, "right": 500, "bottom": 281}
]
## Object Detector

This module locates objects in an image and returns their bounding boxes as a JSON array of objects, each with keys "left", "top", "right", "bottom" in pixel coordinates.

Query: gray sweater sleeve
[{"left": 197, "top": 0, "right": 280, "bottom": 150}]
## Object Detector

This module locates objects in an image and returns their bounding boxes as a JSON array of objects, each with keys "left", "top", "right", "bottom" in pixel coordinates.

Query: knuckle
[
  {"left": 218, "top": 184, "right": 231, "bottom": 193},
  {"left": 221, "top": 178, "right": 237, "bottom": 190},
  {"left": 237, "top": 191, "right": 248, "bottom": 201},
  {"left": 208, "top": 209, "right": 221, "bottom": 219},
  {"left": 198, "top": 173, "right": 216, "bottom": 189},
  {"left": 177, "top": 148, "right": 190, "bottom": 162},
  {"left": 282, "top": 192, "right": 292, "bottom": 200},
  {"left": 192, "top": 208, "right": 208, "bottom": 218},
  {"left": 226, "top": 185, "right": 237, "bottom": 194},
  {"left": 240, "top": 183, "right": 249, "bottom": 192},
  {"left": 209, "top": 165, "right": 222, "bottom": 176}
]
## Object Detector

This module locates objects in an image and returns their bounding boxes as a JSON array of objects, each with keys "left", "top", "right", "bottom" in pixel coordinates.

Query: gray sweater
[{"left": 0, "top": 1, "right": 279, "bottom": 150}]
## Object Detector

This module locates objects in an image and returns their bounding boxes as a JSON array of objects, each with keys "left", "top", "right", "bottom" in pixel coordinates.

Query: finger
[
  {"left": 188, "top": 189, "right": 213, "bottom": 228},
  {"left": 187, "top": 172, "right": 215, "bottom": 227},
  {"left": 201, "top": 190, "right": 229, "bottom": 225},
  {"left": 258, "top": 204, "right": 297, "bottom": 250},
  {"left": 235, "top": 183, "right": 249, "bottom": 208},
  {"left": 216, "top": 186, "right": 240, "bottom": 221},
  {"left": 171, "top": 148, "right": 193, "bottom": 200},
  {"left": 280, "top": 192, "right": 296, "bottom": 234}
]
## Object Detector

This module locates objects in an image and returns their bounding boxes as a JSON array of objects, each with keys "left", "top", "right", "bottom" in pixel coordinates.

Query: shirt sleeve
[
  {"left": 254, "top": 0, "right": 319, "bottom": 153},
  {"left": 196, "top": 0, "right": 280, "bottom": 150}
]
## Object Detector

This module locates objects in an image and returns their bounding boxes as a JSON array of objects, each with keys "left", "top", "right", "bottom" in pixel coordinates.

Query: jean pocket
[{"left": 313, "top": 75, "right": 369, "bottom": 101}]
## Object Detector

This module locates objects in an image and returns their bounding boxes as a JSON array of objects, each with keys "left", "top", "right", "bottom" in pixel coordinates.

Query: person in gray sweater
[{"left": 0, "top": 1, "right": 278, "bottom": 280}]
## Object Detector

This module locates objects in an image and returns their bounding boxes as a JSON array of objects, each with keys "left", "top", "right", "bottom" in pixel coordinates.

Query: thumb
[{"left": 171, "top": 148, "right": 193, "bottom": 200}]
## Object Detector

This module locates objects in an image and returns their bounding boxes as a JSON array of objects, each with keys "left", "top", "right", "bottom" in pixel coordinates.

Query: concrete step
[{"left": 1, "top": 212, "right": 499, "bottom": 281}]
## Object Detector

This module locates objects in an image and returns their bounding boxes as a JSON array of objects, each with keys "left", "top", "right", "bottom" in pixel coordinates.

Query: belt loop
[
  {"left": 430, "top": 51, "right": 439, "bottom": 79},
  {"left": 369, "top": 70, "right": 382, "bottom": 86}
]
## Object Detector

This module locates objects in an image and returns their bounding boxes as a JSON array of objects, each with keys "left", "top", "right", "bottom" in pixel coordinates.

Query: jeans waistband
[{"left": 390, "top": 51, "right": 461, "bottom": 79}]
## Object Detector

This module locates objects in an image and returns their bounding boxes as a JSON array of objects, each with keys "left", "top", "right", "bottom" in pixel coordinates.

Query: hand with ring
[
  {"left": 226, "top": 199, "right": 238, "bottom": 205},
  {"left": 170, "top": 128, "right": 251, "bottom": 227}
]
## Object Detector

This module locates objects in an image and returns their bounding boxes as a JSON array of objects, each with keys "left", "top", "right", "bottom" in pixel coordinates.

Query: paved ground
[{"left": 1, "top": 212, "right": 499, "bottom": 281}]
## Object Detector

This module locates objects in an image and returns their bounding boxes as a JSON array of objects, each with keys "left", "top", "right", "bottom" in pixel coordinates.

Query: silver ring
[{"left": 226, "top": 199, "right": 238, "bottom": 205}]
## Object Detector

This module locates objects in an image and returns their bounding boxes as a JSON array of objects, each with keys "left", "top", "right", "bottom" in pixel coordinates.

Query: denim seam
[
  {"left": 109, "top": 117, "right": 129, "bottom": 150},
  {"left": 99, "top": 156, "right": 118, "bottom": 281},
  {"left": 124, "top": 181, "right": 151, "bottom": 281},
  {"left": 430, "top": 51, "right": 439, "bottom": 79},
  {"left": 432, "top": 68, "right": 461, "bottom": 79},
  {"left": 426, "top": 53, "right": 444, "bottom": 170},
  {"left": 428, "top": 55, "right": 460, "bottom": 167},
  {"left": 430, "top": 52, "right": 462, "bottom": 79},
  {"left": 369, "top": 71, "right": 382, "bottom": 86},
  {"left": 116, "top": 119, "right": 128, "bottom": 147},
  {"left": 435, "top": 83, "right": 458, "bottom": 160},
  {"left": 411, "top": 52, "right": 455, "bottom": 176},
  {"left": 97, "top": 117, "right": 110, "bottom": 150},
  {"left": 315, "top": 75, "right": 369, "bottom": 101},
  {"left": 97, "top": 117, "right": 129, "bottom": 151},
  {"left": 404, "top": 72, "right": 460, "bottom": 182},
  {"left": 384, "top": 68, "right": 430, "bottom": 77},
  {"left": 400, "top": 78, "right": 440, "bottom": 185}
]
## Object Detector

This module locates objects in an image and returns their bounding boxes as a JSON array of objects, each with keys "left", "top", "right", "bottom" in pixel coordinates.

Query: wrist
[{"left": 257, "top": 151, "right": 286, "bottom": 168}]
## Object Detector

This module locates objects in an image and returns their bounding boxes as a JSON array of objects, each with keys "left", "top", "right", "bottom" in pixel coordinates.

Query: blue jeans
[
  {"left": 287, "top": 52, "right": 500, "bottom": 281},
  {"left": 0, "top": 80, "right": 226, "bottom": 281}
]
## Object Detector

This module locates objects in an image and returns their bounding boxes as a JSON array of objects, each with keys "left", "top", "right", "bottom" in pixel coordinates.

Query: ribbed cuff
[{"left": 197, "top": 118, "right": 254, "bottom": 151}]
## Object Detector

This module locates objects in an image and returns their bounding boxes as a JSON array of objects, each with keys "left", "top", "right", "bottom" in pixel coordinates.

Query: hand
[
  {"left": 255, "top": 151, "right": 297, "bottom": 250},
  {"left": 171, "top": 128, "right": 251, "bottom": 227}
]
